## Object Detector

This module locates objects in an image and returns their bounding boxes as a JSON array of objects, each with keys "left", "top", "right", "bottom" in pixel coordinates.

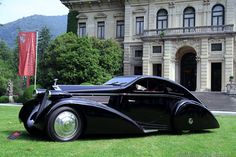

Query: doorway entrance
[
  {"left": 211, "top": 63, "right": 222, "bottom": 91},
  {"left": 181, "top": 53, "right": 197, "bottom": 91}
]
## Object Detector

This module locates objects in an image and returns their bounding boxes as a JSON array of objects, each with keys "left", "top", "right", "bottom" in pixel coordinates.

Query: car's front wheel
[{"left": 47, "top": 107, "right": 83, "bottom": 142}]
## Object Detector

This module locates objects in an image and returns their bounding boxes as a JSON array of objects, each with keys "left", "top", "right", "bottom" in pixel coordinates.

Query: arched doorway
[{"left": 181, "top": 53, "right": 197, "bottom": 91}]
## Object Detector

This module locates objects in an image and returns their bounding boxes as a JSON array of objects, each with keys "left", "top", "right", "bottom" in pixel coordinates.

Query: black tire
[
  {"left": 172, "top": 108, "right": 198, "bottom": 134},
  {"left": 46, "top": 107, "right": 83, "bottom": 142}
]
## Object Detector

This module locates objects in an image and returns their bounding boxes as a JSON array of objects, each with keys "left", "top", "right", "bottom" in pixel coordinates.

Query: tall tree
[
  {"left": 38, "top": 26, "right": 52, "bottom": 58},
  {"left": 67, "top": 10, "right": 78, "bottom": 34}
]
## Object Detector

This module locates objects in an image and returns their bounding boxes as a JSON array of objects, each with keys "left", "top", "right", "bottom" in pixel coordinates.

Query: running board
[{"left": 143, "top": 129, "right": 159, "bottom": 133}]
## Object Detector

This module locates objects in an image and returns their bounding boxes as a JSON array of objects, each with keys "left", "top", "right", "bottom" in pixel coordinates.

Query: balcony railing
[{"left": 142, "top": 25, "right": 234, "bottom": 38}]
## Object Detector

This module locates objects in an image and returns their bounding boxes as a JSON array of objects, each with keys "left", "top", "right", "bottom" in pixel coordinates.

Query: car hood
[{"left": 54, "top": 85, "right": 123, "bottom": 93}]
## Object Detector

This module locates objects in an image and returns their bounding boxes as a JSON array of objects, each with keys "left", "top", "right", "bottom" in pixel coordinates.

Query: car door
[{"left": 120, "top": 78, "right": 176, "bottom": 126}]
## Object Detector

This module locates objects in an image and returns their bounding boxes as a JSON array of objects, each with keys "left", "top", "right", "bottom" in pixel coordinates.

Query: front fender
[
  {"left": 19, "top": 99, "right": 41, "bottom": 129},
  {"left": 19, "top": 99, "right": 39, "bottom": 123},
  {"left": 36, "top": 98, "right": 144, "bottom": 134}
]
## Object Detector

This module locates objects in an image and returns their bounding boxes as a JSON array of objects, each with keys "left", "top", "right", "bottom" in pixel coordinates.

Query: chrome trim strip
[{"left": 71, "top": 93, "right": 183, "bottom": 99}]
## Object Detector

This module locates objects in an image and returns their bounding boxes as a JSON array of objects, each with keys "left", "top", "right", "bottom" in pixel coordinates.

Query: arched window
[
  {"left": 212, "top": 4, "right": 224, "bottom": 26},
  {"left": 183, "top": 7, "right": 195, "bottom": 28},
  {"left": 157, "top": 9, "right": 168, "bottom": 30}
]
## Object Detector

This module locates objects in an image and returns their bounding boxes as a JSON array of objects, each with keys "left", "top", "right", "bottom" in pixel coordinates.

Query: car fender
[
  {"left": 172, "top": 99, "right": 219, "bottom": 131},
  {"left": 36, "top": 97, "right": 144, "bottom": 134}
]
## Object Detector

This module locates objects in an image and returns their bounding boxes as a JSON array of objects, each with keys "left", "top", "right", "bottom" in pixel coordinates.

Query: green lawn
[{"left": 0, "top": 106, "right": 236, "bottom": 157}]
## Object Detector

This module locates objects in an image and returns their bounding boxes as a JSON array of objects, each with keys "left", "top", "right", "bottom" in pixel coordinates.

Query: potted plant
[{"left": 159, "top": 31, "right": 165, "bottom": 39}]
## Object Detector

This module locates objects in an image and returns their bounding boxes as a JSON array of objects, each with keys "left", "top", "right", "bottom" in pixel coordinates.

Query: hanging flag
[{"left": 18, "top": 32, "right": 37, "bottom": 76}]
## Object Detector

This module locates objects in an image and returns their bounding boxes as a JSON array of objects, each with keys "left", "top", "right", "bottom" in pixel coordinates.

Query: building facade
[{"left": 61, "top": 0, "right": 236, "bottom": 92}]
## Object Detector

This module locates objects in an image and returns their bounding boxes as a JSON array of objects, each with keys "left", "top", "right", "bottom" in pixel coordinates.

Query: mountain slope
[{"left": 0, "top": 15, "right": 67, "bottom": 48}]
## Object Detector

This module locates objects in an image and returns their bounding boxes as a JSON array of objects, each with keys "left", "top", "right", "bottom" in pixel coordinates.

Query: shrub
[
  {"left": 80, "top": 82, "right": 93, "bottom": 85},
  {"left": 0, "top": 96, "right": 9, "bottom": 103},
  {"left": 21, "top": 85, "right": 41, "bottom": 103}
]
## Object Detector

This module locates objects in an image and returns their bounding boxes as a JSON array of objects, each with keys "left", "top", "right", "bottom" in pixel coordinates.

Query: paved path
[
  {"left": 0, "top": 103, "right": 22, "bottom": 107},
  {"left": 192, "top": 92, "right": 236, "bottom": 112}
]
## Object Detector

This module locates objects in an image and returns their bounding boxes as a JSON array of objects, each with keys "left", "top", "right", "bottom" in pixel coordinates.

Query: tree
[
  {"left": 0, "top": 60, "right": 15, "bottom": 96},
  {"left": 0, "top": 40, "right": 15, "bottom": 96},
  {"left": 0, "top": 40, "right": 14, "bottom": 65},
  {"left": 38, "top": 33, "right": 123, "bottom": 87},
  {"left": 67, "top": 10, "right": 78, "bottom": 34},
  {"left": 38, "top": 26, "right": 52, "bottom": 58}
]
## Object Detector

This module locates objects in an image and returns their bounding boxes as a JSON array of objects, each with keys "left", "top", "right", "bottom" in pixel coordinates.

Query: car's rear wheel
[
  {"left": 47, "top": 107, "right": 83, "bottom": 142},
  {"left": 172, "top": 106, "right": 199, "bottom": 134}
]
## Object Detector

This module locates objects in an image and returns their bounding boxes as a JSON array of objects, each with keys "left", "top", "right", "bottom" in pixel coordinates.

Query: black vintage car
[{"left": 19, "top": 76, "right": 219, "bottom": 142}]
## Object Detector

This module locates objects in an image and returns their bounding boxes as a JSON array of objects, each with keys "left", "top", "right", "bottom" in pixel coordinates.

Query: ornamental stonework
[{"left": 174, "top": 39, "right": 201, "bottom": 56}]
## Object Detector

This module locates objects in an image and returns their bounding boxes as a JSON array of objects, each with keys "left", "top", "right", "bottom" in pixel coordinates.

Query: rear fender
[{"left": 172, "top": 99, "right": 219, "bottom": 131}]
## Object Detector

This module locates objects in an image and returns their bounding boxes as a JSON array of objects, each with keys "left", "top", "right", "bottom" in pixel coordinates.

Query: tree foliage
[
  {"left": 0, "top": 60, "right": 14, "bottom": 95},
  {"left": 0, "top": 40, "right": 14, "bottom": 65},
  {"left": 38, "top": 26, "right": 52, "bottom": 58},
  {"left": 38, "top": 33, "right": 123, "bottom": 87},
  {"left": 0, "top": 40, "right": 15, "bottom": 95},
  {"left": 67, "top": 10, "right": 78, "bottom": 34}
]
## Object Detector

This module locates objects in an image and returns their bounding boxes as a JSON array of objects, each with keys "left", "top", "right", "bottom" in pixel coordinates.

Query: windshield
[{"left": 104, "top": 76, "right": 139, "bottom": 86}]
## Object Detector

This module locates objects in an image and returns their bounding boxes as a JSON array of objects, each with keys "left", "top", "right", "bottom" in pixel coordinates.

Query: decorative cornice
[
  {"left": 76, "top": 13, "right": 88, "bottom": 20},
  {"left": 168, "top": 2, "right": 175, "bottom": 8},
  {"left": 132, "top": 7, "right": 146, "bottom": 14},
  {"left": 94, "top": 13, "right": 107, "bottom": 19},
  {"left": 113, "top": 12, "right": 125, "bottom": 18},
  {"left": 208, "top": 38, "right": 224, "bottom": 43}
]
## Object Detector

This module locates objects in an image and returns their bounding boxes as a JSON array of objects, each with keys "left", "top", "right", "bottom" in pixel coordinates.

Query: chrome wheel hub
[
  {"left": 54, "top": 111, "right": 79, "bottom": 139},
  {"left": 188, "top": 118, "right": 194, "bottom": 125}
]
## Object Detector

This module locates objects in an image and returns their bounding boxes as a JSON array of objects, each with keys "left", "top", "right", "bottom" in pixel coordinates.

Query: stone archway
[{"left": 176, "top": 46, "right": 197, "bottom": 91}]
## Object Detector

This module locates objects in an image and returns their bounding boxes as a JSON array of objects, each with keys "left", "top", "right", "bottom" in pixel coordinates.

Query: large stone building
[{"left": 60, "top": 0, "right": 236, "bottom": 92}]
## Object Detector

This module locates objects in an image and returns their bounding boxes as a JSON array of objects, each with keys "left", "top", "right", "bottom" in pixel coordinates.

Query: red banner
[{"left": 18, "top": 32, "right": 36, "bottom": 76}]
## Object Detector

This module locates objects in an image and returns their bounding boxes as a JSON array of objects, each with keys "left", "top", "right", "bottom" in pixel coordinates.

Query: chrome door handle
[{"left": 128, "top": 99, "right": 135, "bottom": 103}]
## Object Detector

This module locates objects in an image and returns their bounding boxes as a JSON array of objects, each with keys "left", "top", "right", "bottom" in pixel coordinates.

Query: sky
[{"left": 0, "top": 0, "right": 69, "bottom": 24}]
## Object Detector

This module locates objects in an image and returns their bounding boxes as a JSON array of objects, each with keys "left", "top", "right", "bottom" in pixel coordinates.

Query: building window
[
  {"left": 153, "top": 46, "right": 162, "bottom": 53},
  {"left": 157, "top": 9, "right": 168, "bottom": 31},
  {"left": 116, "top": 20, "right": 124, "bottom": 38},
  {"left": 211, "top": 43, "right": 222, "bottom": 51},
  {"left": 134, "top": 66, "right": 142, "bottom": 75},
  {"left": 79, "top": 23, "right": 86, "bottom": 37},
  {"left": 97, "top": 21, "right": 105, "bottom": 39},
  {"left": 136, "top": 17, "right": 144, "bottom": 35},
  {"left": 183, "top": 7, "right": 195, "bottom": 32},
  {"left": 135, "top": 50, "right": 143, "bottom": 57},
  {"left": 212, "top": 4, "right": 224, "bottom": 26},
  {"left": 153, "top": 64, "right": 162, "bottom": 76}
]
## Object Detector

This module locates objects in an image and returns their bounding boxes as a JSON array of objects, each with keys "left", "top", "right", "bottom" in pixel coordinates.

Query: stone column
[
  {"left": 200, "top": 38, "right": 209, "bottom": 91},
  {"left": 142, "top": 42, "right": 151, "bottom": 75},
  {"left": 226, "top": 0, "right": 235, "bottom": 30},
  {"left": 124, "top": 4, "right": 132, "bottom": 42},
  {"left": 123, "top": 44, "right": 132, "bottom": 75},
  {"left": 123, "top": 3, "right": 133, "bottom": 75},
  {"left": 163, "top": 40, "right": 172, "bottom": 79},
  {"left": 149, "top": 3, "right": 156, "bottom": 30},
  {"left": 224, "top": 37, "right": 234, "bottom": 88},
  {"left": 196, "top": 56, "right": 201, "bottom": 91}
]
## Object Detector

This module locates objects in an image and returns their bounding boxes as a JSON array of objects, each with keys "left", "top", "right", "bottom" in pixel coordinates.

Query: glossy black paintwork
[{"left": 19, "top": 76, "right": 219, "bottom": 136}]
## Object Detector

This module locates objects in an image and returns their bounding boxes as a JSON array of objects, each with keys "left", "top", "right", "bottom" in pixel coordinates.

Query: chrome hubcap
[
  {"left": 188, "top": 118, "right": 194, "bottom": 125},
  {"left": 54, "top": 111, "right": 79, "bottom": 139}
]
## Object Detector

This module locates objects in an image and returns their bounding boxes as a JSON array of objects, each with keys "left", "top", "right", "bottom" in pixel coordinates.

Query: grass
[{"left": 0, "top": 106, "right": 236, "bottom": 157}]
